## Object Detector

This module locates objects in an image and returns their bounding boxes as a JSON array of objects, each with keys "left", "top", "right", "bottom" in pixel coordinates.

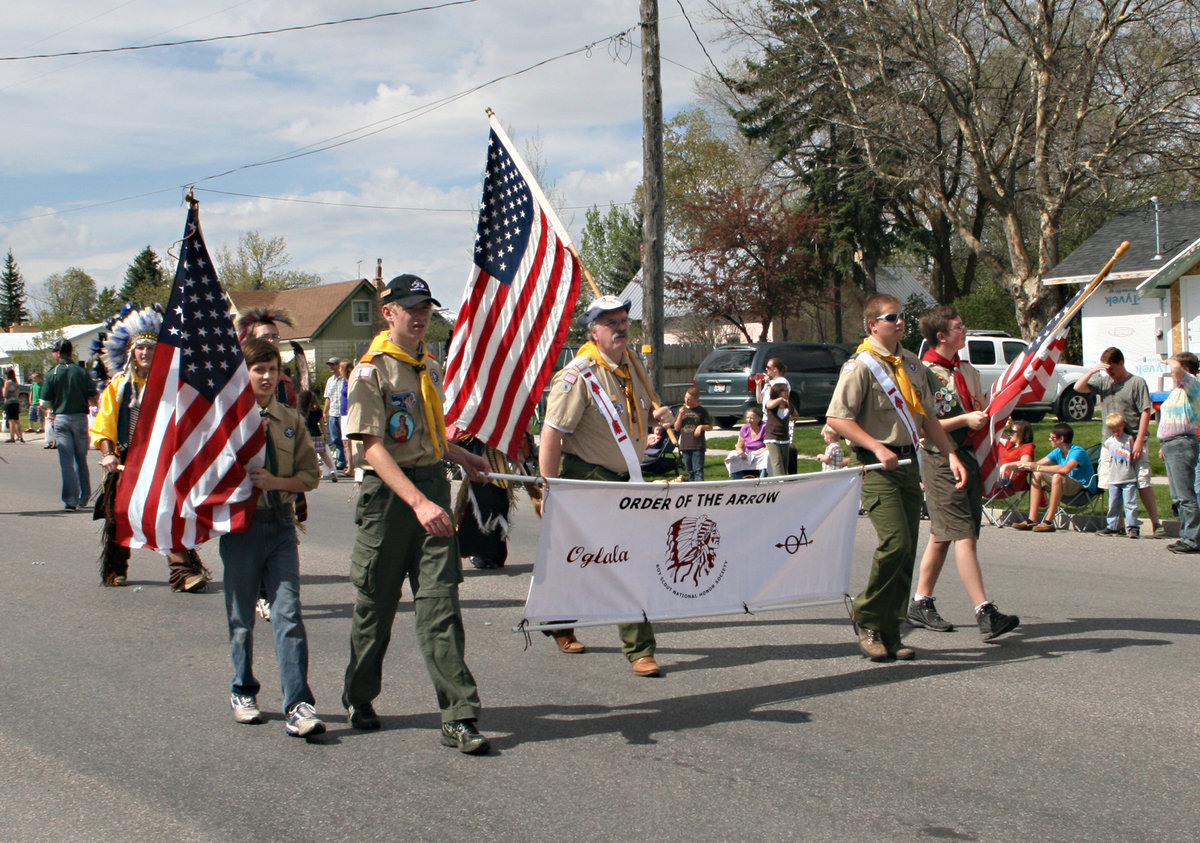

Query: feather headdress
[
  {"left": 235, "top": 308, "right": 294, "bottom": 342},
  {"left": 96, "top": 303, "right": 164, "bottom": 375}
]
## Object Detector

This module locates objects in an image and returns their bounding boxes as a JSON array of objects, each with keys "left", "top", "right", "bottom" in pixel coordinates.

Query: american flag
[
  {"left": 970, "top": 284, "right": 1094, "bottom": 495},
  {"left": 115, "top": 203, "right": 265, "bottom": 553},
  {"left": 442, "top": 119, "right": 582, "bottom": 459}
]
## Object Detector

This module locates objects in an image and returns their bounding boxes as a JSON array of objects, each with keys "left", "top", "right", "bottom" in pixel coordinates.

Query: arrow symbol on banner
[{"left": 775, "top": 527, "right": 813, "bottom": 554}]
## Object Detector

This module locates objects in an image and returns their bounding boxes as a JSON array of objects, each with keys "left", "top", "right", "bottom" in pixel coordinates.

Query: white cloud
[{"left": 1, "top": 0, "right": 752, "bottom": 309}]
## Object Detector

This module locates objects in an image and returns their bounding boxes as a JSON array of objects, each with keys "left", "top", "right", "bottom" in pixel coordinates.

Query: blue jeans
[
  {"left": 1106, "top": 482, "right": 1139, "bottom": 531},
  {"left": 219, "top": 517, "right": 314, "bottom": 712},
  {"left": 53, "top": 413, "right": 91, "bottom": 507},
  {"left": 327, "top": 414, "right": 345, "bottom": 470},
  {"left": 1162, "top": 435, "right": 1200, "bottom": 548},
  {"left": 681, "top": 448, "right": 705, "bottom": 482}
]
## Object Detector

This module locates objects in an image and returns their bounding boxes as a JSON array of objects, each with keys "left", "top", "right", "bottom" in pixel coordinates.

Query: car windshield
[{"left": 697, "top": 349, "right": 754, "bottom": 374}]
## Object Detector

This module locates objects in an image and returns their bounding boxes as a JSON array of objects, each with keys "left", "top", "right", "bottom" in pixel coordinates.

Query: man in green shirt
[{"left": 39, "top": 339, "right": 98, "bottom": 510}]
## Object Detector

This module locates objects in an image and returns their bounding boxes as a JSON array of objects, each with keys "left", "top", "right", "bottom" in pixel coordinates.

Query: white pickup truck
[{"left": 920, "top": 331, "right": 1095, "bottom": 423}]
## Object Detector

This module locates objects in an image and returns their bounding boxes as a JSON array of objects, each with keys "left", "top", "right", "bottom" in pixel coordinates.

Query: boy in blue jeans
[
  {"left": 674, "top": 386, "right": 712, "bottom": 481},
  {"left": 1100, "top": 412, "right": 1139, "bottom": 538},
  {"left": 221, "top": 337, "right": 324, "bottom": 737}
]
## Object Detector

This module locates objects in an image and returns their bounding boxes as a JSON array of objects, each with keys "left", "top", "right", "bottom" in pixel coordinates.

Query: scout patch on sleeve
[
  {"left": 353, "top": 364, "right": 374, "bottom": 380},
  {"left": 388, "top": 411, "right": 415, "bottom": 443},
  {"left": 390, "top": 391, "right": 417, "bottom": 410},
  {"left": 842, "top": 359, "right": 857, "bottom": 372}
]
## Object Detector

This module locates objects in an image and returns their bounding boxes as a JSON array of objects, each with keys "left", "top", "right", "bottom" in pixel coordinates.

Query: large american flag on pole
[
  {"left": 442, "top": 115, "right": 582, "bottom": 459},
  {"left": 969, "top": 284, "right": 1095, "bottom": 496},
  {"left": 115, "top": 201, "right": 265, "bottom": 553}
]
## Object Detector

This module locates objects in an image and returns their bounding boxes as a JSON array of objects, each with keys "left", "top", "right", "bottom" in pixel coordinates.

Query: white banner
[{"left": 521, "top": 469, "right": 863, "bottom": 627}]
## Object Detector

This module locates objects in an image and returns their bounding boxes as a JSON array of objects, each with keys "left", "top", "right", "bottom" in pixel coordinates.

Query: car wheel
[
  {"left": 716, "top": 416, "right": 738, "bottom": 429},
  {"left": 1056, "top": 388, "right": 1094, "bottom": 423}
]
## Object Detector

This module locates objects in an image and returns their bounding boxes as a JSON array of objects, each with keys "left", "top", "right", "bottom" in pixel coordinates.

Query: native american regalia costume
[
  {"left": 451, "top": 430, "right": 541, "bottom": 570},
  {"left": 235, "top": 308, "right": 300, "bottom": 408},
  {"left": 89, "top": 305, "right": 209, "bottom": 590}
]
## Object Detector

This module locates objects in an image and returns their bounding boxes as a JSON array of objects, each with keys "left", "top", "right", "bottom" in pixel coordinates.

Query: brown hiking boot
[{"left": 857, "top": 626, "right": 891, "bottom": 661}]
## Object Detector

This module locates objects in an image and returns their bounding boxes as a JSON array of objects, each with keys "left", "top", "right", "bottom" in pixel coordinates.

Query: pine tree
[
  {"left": 118, "top": 246, "right": 169, "bottom": 305},
  {"left": 0, "top": 249, "right": 29, "bottom": 329}
]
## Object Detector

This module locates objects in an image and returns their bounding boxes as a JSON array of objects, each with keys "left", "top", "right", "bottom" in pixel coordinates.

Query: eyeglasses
[
  {"left": 597, "top": 317, "right": 630, "bottom": 329},
  {"left": 875, "top": 312, "right": 905, "bottom": 323}
]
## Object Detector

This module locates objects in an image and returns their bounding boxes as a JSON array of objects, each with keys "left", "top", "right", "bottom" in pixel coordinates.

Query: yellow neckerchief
[
  {"left": 360, "top": 330, "right": 446, "bottom": 459},
  {"left": 855, "top": 336, "right": 926, "bottom": 418},
  {"left": 576, "top": 340, "right": 645, "bottom": 440}
]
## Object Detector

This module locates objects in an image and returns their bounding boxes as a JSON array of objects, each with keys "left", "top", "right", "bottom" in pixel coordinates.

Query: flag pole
[
  {"left": 1058, "top": 240, "right": 1130, "bottom": 325},
  {"left": 486, "top": 109, "right": 677, "bottom": 439}
]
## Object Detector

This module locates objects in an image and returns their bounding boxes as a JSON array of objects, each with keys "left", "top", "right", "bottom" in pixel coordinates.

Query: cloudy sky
[{"left": 1, "top": 0, "right": 752, "bottom": 317}]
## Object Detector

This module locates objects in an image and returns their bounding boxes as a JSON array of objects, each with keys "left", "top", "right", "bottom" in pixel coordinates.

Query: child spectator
[
  {"left": 674, "top": 386, "right": 713, "bottom": 482},
  {"left": 1099, "top": 411, "right": 1139, "bottom": 537},
  {"left": 817, "top": 424, "right": 844, "bottom": 471}
]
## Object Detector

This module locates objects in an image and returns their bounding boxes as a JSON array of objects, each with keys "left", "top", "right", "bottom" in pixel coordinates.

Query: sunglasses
[{"left": 875, "top": 312, "right": 905, "bottom": 323}]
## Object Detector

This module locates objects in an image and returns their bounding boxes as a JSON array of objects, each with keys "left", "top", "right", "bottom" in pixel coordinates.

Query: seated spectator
[
  {"left": 997, "top": 419, "right": 1035, "bottom": 492},
  {"left": 724, "top": 406, "right": 769, "bottom": 478},
  {"left": 1011, "top": 422, "right": 1095, "bottom": 532}
]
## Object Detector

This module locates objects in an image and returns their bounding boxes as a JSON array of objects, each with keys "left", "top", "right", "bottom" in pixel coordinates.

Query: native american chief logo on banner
[{"left": 661, "top": 515, "right": 725, "bottom": 596}]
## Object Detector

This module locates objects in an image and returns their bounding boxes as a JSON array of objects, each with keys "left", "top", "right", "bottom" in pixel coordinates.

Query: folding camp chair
[
  {"left": 641, "top": 433, "right": 681, "bottom": 476},
  {"left": 983, "top": 478, "right": 1028, "bottom": 527},
  {"left": 1051, "top": 443, "right": 1103, "bottom": 532}
]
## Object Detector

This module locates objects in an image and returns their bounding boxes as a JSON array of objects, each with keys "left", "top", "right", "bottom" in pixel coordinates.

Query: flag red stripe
[{"left": 486, "top": 236, "right": 565, "bottom": 443}]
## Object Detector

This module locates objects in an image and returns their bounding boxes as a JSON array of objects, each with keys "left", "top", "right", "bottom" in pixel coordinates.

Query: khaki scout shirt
[
  {"left": 920, "top": 357, "right": 984, "bottom": 452},
  {"left": 258, "top": 397, "right": 320, "bottom": 508},
  {"left": 825, "top": 337, "right": 936, "bottom": 449},
  {"left": 543, "top": 352, "right": 651, "bottom": 475},
  {"left": 344, "top": 351, "right": 444, "bottom": 469}
]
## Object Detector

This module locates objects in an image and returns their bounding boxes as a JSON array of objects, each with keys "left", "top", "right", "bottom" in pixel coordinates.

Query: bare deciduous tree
[{"left": 730, "top": 0, "right": 1200, "bottom": 335}]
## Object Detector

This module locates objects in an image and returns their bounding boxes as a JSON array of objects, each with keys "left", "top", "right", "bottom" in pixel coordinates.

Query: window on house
[{"left": 351, "top": 299, "right": 371, "bottom": 325}]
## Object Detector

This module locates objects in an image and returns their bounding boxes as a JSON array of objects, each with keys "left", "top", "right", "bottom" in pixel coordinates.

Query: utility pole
[{"left": 640, "top": 0, "right": 665, "bottom": 392}]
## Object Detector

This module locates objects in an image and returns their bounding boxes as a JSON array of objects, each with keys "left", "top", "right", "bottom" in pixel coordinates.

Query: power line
[
  {"left": 0, "top": 0, "right": 481, "bottom": 62},
  {"left": 196, "top": 188, "right": 635, "bottom": 214},
  {"left": 0, "top": 25, "right": 641, "bottom": 226}
]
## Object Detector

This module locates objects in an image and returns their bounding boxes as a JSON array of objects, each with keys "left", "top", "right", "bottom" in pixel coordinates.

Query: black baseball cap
[{"left": 380, "top": 274, "right": 441, "bottom": 308}]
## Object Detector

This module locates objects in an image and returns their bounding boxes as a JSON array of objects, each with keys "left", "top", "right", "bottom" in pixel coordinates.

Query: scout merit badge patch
[{"left": 389, "top": 391, "right": 418, "bottom": 443}]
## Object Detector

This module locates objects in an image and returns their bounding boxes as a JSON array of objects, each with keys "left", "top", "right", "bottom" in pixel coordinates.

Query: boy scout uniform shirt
[
  {"left": 544, "top": 356, "right": 651, "bottom": 475},
  {"left": 258, "top": 397, "right": 321, "bottom": 507},
  {"left": 920, "top": 357, "right": 984, "bottom": 452},
  {"left": 826, "top": 338, "right": 937, "bottom": 448},
  {"left": 344, "top": 352, "right": 444, "bottom": 469}
]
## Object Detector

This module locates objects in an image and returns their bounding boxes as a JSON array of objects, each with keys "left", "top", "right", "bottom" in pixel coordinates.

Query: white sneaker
[
  {"left": 231, "top": 693, "right": 262, "bottom": 724},
  {"left": 285, "top": 702, "right": 326, "bottom": 737},
  {"left": 256, "top": 598, "right": 272, "bottom": 622}
]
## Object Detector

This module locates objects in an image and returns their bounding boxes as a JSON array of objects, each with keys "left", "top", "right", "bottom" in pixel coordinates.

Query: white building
[{"left": 1041, "top": 200, "right": 1200, "bottom": 391}]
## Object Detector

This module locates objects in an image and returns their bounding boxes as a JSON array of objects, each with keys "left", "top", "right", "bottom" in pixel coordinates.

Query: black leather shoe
[
  {"left": 440, "top": 719, "right": 490, "bottom": 754},
  {"left": 345, "top": 702, "right": 381, "bottom": 730}
]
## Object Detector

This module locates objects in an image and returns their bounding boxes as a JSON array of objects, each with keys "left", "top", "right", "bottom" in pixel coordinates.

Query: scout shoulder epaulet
[{"left": 567, "top": 354, "right": 595, "bottom": 372}]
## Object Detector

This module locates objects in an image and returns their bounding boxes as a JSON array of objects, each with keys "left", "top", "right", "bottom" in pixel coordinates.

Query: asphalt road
[{"left": 2, "top": 433, "right": 1198, "bottom": 842}]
